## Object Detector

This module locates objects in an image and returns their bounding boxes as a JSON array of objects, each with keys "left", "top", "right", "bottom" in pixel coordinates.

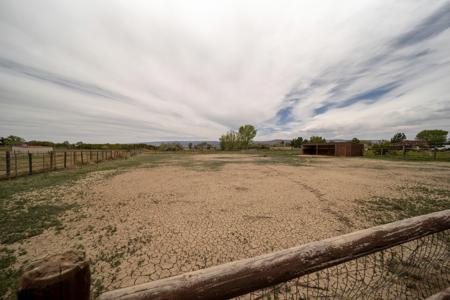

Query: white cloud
[{"left": 0, "top": 0, "right": 449, "bottom": 142}]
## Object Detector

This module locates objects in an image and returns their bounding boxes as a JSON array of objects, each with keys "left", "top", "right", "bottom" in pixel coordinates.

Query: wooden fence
[
  {"left": 0, "top": 149, "right": 139, "bottom": 179},
  {"left": 368, "top": 146, "right": 450, "bottom": 160},
  {"left": 16, "top": 210, "right": 450, "bottom": 300}
]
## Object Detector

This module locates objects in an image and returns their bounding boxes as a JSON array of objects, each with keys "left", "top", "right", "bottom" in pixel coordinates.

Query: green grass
[
  {"left": 364, "top": 150, "right": 450, "bottom": 162},
  {"left": 0, "top": 156, "right": 160, "bottom": 245},
  {"left": 359, "top": 185, "right": 450, "bottom": 225},
  {"left": 0, "top": 248, "right": 21, "bottom": 300},
  {"left": 254, "top": 151, "right": 309, "bottom": 166}
]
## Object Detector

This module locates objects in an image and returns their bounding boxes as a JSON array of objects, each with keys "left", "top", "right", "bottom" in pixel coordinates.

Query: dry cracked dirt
[{"left": 3, "top": 153, "right": 450, "bottom": 298}]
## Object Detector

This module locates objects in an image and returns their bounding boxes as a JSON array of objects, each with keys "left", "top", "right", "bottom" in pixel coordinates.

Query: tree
[
  {"left": 391, "top": 132, "right": 407, "bottom": 144},
  {"left": 290, "top": 137, "right": 304, "bottom": 148},
  {"left": 194, "top": 142, "right": 213, "bottom": 151},
  {"left": 159, "top": 143, "right": 183, "bottom": 151},
  {"left": 188, "top": 142, "right": 193, "bottom": 150},
  {"left": 416, "top": 129, "right": 448, "bottom": 146},
  {"left": 220, "top": 131, "right": 239, "bottom": 150},
  {"left": 0, "top": 135, "right": 26, "bottom": 146},
  {"left": 238, "top": 124, "right": 257, "bottom": 149},
  {"left": 219, "top": 124, "right": 257, "bottom": 150},
  {"left": 309, "top": 136, "right": 326, "bottom": 144},
  {"left": 351, "top": 137, "right": 360, "bottom": 144}
]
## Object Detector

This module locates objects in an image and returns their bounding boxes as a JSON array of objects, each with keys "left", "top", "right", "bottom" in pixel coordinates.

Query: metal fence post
[
  {"left": 28, "top": 153, "right": 32, "bottom": 175},
  {"left": 64, "top": 152, "right": 67, "bottom": 168}
]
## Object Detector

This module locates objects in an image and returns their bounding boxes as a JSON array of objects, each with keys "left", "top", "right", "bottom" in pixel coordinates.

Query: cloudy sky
[{"left": 0, "top": 0, "right": 449, "bottom": 143}]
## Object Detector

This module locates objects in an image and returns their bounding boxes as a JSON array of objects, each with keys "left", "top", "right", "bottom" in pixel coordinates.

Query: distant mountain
[
  {"left": 145, "top": 141, "right": 220, "bottom": 148},
  {"left": 144, "top": 139, "right": 383, "bottom": 148},
  {"left": 253, "top": 139, "right": 291, "bottom": 145},
  {"left": 145, "top": 139, "right": 292, "bottom": 148}
]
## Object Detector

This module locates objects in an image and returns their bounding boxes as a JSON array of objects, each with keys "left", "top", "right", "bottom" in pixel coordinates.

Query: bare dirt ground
[{"left": 5, "top": 153, "right": 450, "bottom": 297}]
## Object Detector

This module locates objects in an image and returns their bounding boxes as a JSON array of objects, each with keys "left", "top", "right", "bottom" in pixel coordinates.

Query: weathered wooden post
[
  {"left": 50, "top": 152, "right": 54, "bottom": 170},
  {"left": 6, "top": 151, "right": 11, "bottom": 178},
  {"left": 81, "top": 151, "right": 84, "bottom": 165},
  {"left": 14, "top": 152, "right": 18, "bottom": 177},
  {"left": 402, "top": 145, "right": 406, "bottom": 158},
  {"left": 433, "top": 148, "right": 437, "bottom": 160},
  {"left": 96, "top": 151, "right": 99, "bottom": 163},
  {"left": 28, "top": 153, "right": 32, "bottom": 175},
  {"left": 64, "top": 152, "right": 67, "bottom": 168},
  {"left": 17, "top": 251, "right": 90, "bottom": 300}
]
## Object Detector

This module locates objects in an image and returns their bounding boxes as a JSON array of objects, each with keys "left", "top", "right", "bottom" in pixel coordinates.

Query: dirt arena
[{"left": 6, "top": 153, "right": 450, "bottom": 297}]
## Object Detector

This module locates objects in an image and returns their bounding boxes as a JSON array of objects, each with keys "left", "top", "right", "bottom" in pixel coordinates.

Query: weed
[
  {"left": 0, "top": 248, "right": 21, "bottom": 299},
  {"left": 358, "top": 185, "right": 450, "bottom": 225}
]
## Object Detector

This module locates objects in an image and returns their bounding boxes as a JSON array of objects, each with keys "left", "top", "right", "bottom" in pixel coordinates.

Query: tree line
[{"left": 0, "top": 135, "right": 157, "bottom": 150}]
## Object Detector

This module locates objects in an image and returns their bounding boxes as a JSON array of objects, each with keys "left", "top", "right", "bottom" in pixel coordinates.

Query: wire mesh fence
[
  {"left": 0, "top": 149, "right": 138, "bottom": 179},
  {"left": 97, "top": 210, "right": 449, "bottom": 300},
  {"left": 234, "top": 230, "right": 450, "bottom": 300}
]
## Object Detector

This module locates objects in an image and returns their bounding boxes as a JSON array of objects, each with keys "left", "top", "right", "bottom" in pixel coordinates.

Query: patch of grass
[
  {"left": 359, "top": 185, "right": 450, "bottom": 225},
  {"left": 0, "top": 202, "right": 78, "bottom": 244},
  {"left": 364, "top": 150, "right": 450, "bottom": 162},
  {"left": 255, "top": 152, "right": 308, "bottom": 166},
  {"left": 0, "top": 248, "right": 21, "bottom": 300},
  {"left": 0, "top": 154, "right": 176, "bottom": 243}
]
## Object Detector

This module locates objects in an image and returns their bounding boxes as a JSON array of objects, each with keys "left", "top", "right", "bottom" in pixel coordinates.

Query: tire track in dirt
[{"left": 262, "top": 165, "right": 354, "bottom": 230}]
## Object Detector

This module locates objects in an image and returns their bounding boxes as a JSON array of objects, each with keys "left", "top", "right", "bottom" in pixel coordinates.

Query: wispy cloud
[{"left": 0, "top": 0, "right": 449, "bottom": 142}]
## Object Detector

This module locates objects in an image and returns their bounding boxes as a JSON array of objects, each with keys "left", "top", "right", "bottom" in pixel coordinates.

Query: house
[
  {"left": 11, "top": 145, "right": 53, "bottom": 153},
  {"left": 401, "top": 140, "right": 427, "bottom": 150}
]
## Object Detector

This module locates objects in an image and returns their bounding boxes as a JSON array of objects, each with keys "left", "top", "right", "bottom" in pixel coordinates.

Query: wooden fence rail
[
  {"left": 16, "top": 210, "right": 450, "bottom": 300},
  {"left": 0, "top": 149, "right": 140, "bottom": 180}
]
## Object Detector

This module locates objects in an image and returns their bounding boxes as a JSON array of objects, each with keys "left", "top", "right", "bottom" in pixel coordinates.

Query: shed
[
  {"left": 302, "top": 142, "right": 363, "bottom": 157},
  {"left": 335, "top": 142, "right": 364, "bottom": 157},
  {"left": 302, "top": 144, "right": 335, "bottom": 155}
]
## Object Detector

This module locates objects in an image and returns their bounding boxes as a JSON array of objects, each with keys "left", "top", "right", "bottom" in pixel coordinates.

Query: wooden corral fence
[
  {"left": 370, "top": 145, "right": 448, "bottom": 160},
  {"left": 16, "top": 210, "right": 450, "bottom": 300},
  {"left": 0, "top": 149, "right": 140, "bottom": 179}
]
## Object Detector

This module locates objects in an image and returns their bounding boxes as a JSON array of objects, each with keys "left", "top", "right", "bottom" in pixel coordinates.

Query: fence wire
[
  {"left": 234, "top": 230, "right": 450, "bottom": 300},
  {"left": 0, "top": 150, "right": 136, "bottom": 179}
]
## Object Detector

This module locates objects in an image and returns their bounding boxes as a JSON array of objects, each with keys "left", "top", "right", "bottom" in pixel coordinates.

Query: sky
[{"left": 0, "top": 0, "right": 449, "bottom": 143}]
